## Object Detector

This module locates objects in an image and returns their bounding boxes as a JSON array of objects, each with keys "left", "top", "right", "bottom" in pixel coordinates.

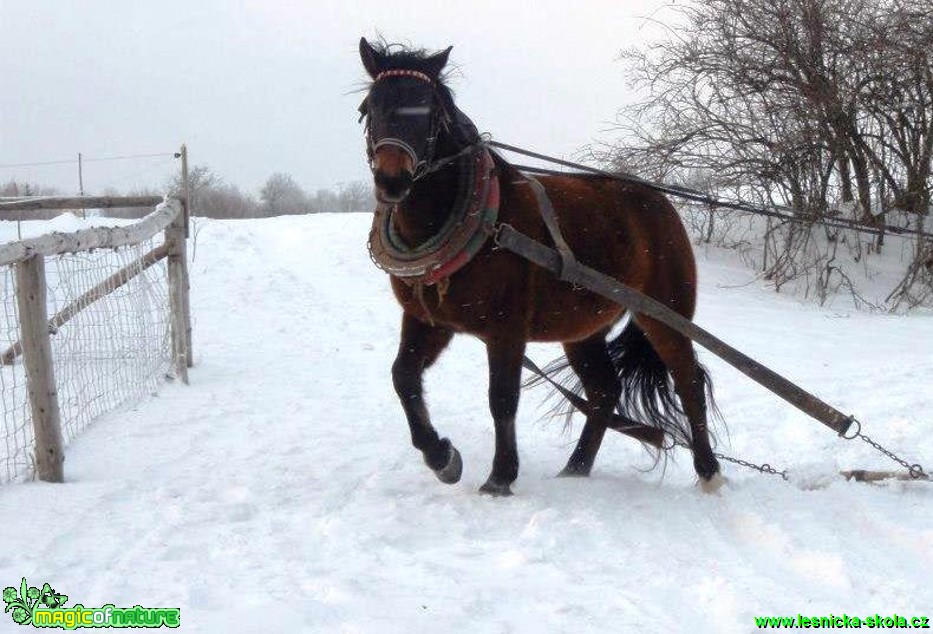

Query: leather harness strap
[
  {"left": 523, "top": 175, "right": 577, "bottom": 282},
  {"left": 521, "top": 356, "right": 665, "bottom": 448},
  {"left": 492, "top": 223, "right": 857, "bottom": 439}
]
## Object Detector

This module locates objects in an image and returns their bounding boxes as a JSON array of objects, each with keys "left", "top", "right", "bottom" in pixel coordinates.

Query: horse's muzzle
[
  {"left": 374, "top": 170, "right": 414, "bottom": 204},
  {"left": 373, "top": 144, "right": 416, "bottom": 203}
]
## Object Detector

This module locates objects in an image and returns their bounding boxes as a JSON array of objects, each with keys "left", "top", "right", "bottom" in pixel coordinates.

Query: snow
[
  {"left": 0, "top": 212, "right": 142, "bottom": 243},
  {"left": 1, "top": 212, "right": 931, "bottom": 632}
]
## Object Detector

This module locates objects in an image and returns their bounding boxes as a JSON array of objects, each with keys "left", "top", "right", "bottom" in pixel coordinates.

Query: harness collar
[{"left": 368, "top": 147, "right": 500, "bottom": 286}]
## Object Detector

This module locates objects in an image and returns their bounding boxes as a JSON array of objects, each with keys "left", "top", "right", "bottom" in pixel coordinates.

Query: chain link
[
  {"left": 851, "top": 428, "right": 929, "bottom": 480},
  {"left": 714, "top": 452, "right": 789, "bottom": 480},
  {"left": 676, "top": 421, "right": 931, "bottom": 482},
  {"left": 672, "top": 440, "right": 789, "bottom": 480}
]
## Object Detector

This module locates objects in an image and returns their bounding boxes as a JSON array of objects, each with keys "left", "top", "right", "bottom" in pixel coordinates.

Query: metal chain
[
  {"left": 672, "top": 440, "right": 789, "bottom": 480},
  {"left": 844, "top": 418, "right": 929, "bottom": 480},
  {"left": 714, "top": 451, "right": 789, "bottom": 480},
  {"left": 671, "top": 418, "right": 929, "bottom": 483}
]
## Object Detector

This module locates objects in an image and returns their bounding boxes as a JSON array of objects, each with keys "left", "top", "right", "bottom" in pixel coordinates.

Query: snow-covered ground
[{"left": 1, "top": 213, "right": 931, "bottom": 632}]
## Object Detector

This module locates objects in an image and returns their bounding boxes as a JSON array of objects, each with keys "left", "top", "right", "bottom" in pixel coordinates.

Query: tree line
[{"left": 0, "top": 167, "right": 374, "bottom": 220}]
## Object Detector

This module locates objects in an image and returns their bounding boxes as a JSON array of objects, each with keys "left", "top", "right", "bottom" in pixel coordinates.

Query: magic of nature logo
[{"left": 4, "top": 577, "right": 180, "bottom": 629}]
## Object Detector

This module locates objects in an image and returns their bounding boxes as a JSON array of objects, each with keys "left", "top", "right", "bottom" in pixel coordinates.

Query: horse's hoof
[
  {"left": 479, "top": 480, "right": 513, "bottom": 497},
  {"left": 433, "top": 443, "right": 462, "bottom": 485},
  {"left": 557, "top": 461, "right": 592, "bottom": 478},
  {"left": 694, "top": 454, "right": 720, "bottom": 482},
  {"left": 699, "top": 472, "right": 727, "bottom": 494}
]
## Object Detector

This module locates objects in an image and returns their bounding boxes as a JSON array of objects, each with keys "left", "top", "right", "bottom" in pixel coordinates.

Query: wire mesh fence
[
  {"left": 0, "top": 235, "right": 172, "bottom": 483},
  {"left": 0, "top": 265, "right": 30, "bottom": 483}
]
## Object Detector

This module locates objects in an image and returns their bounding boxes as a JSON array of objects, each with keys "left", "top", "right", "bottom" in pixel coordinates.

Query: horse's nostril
[{"left": 375, "top": 170, "right": 414, "bottom": 200}]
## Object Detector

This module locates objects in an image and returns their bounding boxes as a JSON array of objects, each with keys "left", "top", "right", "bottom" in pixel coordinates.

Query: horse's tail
[
  {"left": 527, "top": 319, "right": 716, "bottom": 457},
  {"left": 606, "top": 321, "right": 699, "bottom": 451}
]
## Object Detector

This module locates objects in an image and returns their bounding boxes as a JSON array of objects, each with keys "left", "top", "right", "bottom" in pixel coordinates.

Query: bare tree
[
  {"left": 858, "top": 1, "right": 933, "bottom": 218},
  {"left": 336, "top": 181, "right": 373, "bottom": 213},
  {"left": 309, "top": 188, "right": 338, "bottom": 214},
  {"left": 260, "top": 173, "right": 313, "bottom": 216},
  {"left": 612, "top": 0, "right": 933, "bottom": 308},
  {"left": 167, "top": 165, "right": 221, "bottom": 217},
  {"left": 613, "top": 0, "right": 876, "bottom": 215},
  {"left": 0, "top": 179, "right": 60, "bottom": 220}
]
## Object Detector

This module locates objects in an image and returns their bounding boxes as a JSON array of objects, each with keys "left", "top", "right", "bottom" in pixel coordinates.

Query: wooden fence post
[
  {"left": 166, "top": 205, "right": 190, "bottom": 384},
  {"left": 15, "top": 256, "right": 65, "bottom": 482},
  {"left": 180, "top": 144, "right": 193, "bottom": 368}
]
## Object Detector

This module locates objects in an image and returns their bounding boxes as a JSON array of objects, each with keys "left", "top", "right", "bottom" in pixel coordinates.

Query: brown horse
[{"left": 358, "top": 38, "right": 720, "bottom": 496}]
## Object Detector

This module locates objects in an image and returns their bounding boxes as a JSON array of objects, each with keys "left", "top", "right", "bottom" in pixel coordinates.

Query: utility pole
[
  {"left": 179, "top": 143, "right": 192, "bottom": 369},
  {"left": 78, "top": 152, "right": 86, "bottom": 218},
  {"left": 180, "top": 143, "right": 190, "bottom": 236}
]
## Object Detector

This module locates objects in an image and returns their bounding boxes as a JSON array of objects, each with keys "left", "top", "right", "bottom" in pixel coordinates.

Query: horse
[{"left": 358, "top": 38, "right": 721, "bottom": 496}]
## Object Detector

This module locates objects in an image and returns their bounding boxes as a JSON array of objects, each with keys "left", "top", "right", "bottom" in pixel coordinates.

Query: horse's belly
[
  {"left": 526, "top": 290, "right": 626, "bottom": 342},
  {"left": 390, "top": 263, "right": 629, "bottom": 343}
]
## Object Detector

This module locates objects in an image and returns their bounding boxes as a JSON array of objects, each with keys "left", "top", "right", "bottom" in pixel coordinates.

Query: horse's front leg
[
  {"left": 392, "top": 313, "right": 461, "bottom": 484},
  {"left": 479, "top": 339, "right": 526, "bottom": 496}
]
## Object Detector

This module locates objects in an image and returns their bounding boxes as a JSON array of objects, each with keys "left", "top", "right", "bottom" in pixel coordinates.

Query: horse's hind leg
[
  {"left": 558, "top": 333, "right": 622, "bottom": 477},
  {"left": 636, "top": 316, "right": 722, "bottom": 490},
  {"left": 392, "top": 313, "right": 461, "bottom": 484}
]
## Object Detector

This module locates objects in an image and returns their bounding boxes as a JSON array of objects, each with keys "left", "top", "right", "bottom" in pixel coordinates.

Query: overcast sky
[{"left": 1, "top": 0, "right": 674, "bottom": 197}]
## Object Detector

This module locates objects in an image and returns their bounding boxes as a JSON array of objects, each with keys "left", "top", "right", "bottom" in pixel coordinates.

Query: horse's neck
[{"left": 392, "top": 149, "right": 463, "bottom": 247}]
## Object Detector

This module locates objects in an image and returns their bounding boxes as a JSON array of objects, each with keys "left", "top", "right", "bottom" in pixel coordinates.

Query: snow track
[{"left": 1, "top": 214, "right": 930, "bottom": 632}]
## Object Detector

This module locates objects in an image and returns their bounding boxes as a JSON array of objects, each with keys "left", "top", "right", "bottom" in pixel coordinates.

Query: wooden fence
[{"left": 0, "top": 194, "right": 191, "bottom": 482}]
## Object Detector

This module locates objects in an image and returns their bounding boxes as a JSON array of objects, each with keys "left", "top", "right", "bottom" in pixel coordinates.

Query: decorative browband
[{"left": 374, "top": 69, "right": 434, "bottom": 84}]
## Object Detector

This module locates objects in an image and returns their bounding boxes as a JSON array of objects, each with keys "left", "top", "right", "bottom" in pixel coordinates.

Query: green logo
[
  {"left": 3, "top": 578, "right": 180, "bottom": 629},
  {"left": 3, "top": 578, "right": 67, "bottom": 626}
]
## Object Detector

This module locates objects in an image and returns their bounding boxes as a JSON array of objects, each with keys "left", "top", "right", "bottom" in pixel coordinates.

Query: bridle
[{"left": 360, "top": 69, "right": 451, "bottom": 182}]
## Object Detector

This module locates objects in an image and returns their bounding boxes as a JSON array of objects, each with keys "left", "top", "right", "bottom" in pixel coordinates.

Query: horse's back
[{"left": 499, "top": 172, "right": 698, "bottom": 341}]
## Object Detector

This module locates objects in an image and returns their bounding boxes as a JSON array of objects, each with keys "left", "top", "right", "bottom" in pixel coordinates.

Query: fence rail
[
  {"left": 1, "top": 195, "right": 191, "bottom": 483},
  {"left": 0, "top": 195, "right": 164, "bottom": 213},
  {"left": 0, "top": 199, "right": 176, "bottom": 267}
]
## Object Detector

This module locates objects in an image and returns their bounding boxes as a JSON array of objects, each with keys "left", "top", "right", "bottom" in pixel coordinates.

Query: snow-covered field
[{"left": 1, "top": 213, "right": 931, "bottom": 632}]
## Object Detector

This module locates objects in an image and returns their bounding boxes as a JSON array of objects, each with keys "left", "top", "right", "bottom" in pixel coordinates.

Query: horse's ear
[
  {"left": 424, "top": 46, "right": 453, "bottom": 79},
  {"left": 360, "top": 37, "right": 384, "bottom": 79}
]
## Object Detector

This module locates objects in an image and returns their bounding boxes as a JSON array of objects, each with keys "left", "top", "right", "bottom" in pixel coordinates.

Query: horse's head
[{"left": 358, "top": 38, "right": 453, "bottom": 204}]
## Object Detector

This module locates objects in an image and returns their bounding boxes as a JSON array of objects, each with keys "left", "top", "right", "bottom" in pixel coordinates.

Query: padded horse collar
[{"left": 368, "top": 148, "right": 500, "bottom": 286}]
